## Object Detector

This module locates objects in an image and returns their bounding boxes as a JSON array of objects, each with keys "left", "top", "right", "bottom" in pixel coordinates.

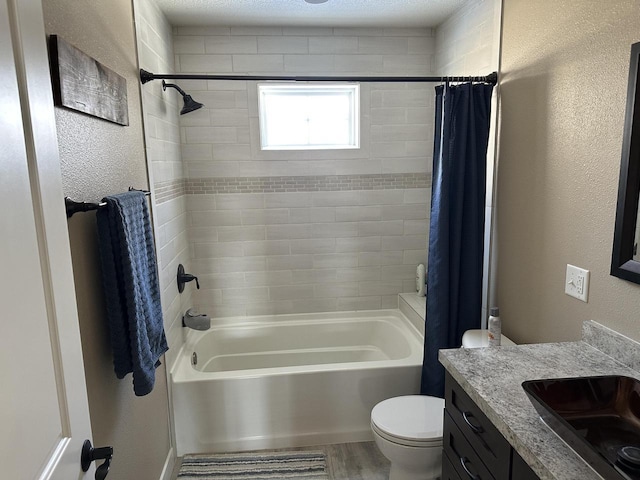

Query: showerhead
[
  {"left": 180, "top": 94, "right": 204, "bottom": 115},
  {"left": 162, "top": 80, "right": 204, "bottom": 115}
]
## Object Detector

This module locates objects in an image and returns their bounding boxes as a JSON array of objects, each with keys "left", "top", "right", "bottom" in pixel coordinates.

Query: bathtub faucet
[{"left": 183, "top": 308, "right": 211, "bottom": 331}]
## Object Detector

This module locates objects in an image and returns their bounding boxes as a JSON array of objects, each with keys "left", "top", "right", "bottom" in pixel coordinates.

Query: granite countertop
[{"left": 439, "top": 321, "right": 640, "bottom": 480}]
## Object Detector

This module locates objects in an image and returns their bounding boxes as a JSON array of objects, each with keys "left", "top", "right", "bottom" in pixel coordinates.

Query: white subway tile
[
  {"left": 205, "top": 36, "right": 257, "bottom": 54},
  {"left": 358, "top": 36, "right": 408, "bottom": 54},
  {"left": 265, "top": 224, "right": 312, "bottom": 240},
  {"left": 336, "top": 266, "right": 381, "bottom": 282},
  {"left": 215, "top": 193, "right": 264, "bottom": 210},
  {"left": 258, "top": 36, "right": 308, "bottom": 54},
  {"left": 381, "top": 234, "right": 427, "bottom": 250},
  {"left": 190, "top": 210, "right": 241, "bottom": 227},
  {"left": 335, "top": 206, "right": 382, "bottom": 222},
  {"left": 264, "top": 192, "right": 312, "bottom": 208},
  {"left": 267, "top": 254, "right": 313, "bottom": 270},
  {"left": 403, "top": 219, "right": 428, "bottom": 235},
  {"left": 311, "top": 222, "right": 359, "bottom": 238},
  {"left": 184, "top": 126, "right": 237, "bottom": 144},
  {"left": 381, "top": 204, "right": 427, "bottom": 221},
  {"left": 284, "top": 54, "right": 334, "bottom": 72},
  {"left": 233, "top": 54, "right": 284, "bottom": 72},
  {"left": 358, "top": 251, "right": 403, "bottom": 266},
  {"left": 312, "top": 191, "right": 361, "bottom": 207},
  {"left": 247, "top": 301, "right": 294, "bottom": 316},
  {"left": 217, "top": 226, "right": 266, "bottom": 242},
  {"left": 222, "top": 287, "right": 269, "bottom": 304},
  {"left": 358, "top": 281, "right": 404, "bottom": 296},
  {"left": 335, "top": 237, "right": 381, "bottom": 253},
  {"left": 403, "top": 250, "right": 426, "bottom": 265},
  {"left": 193, "top": 242, "right": 244, "bottom": 258},
  {"left": 283, "top": 27, "right": 333, "bottom": 36},
  {"left": 269, "top": 285, "right": 315, "bottom": 301},
  {"left": 314, "top": 283, "right": 359, "bottom": 298},
  {"left": 173, "top": 36, "right": 205, "bottom": 54},
  {"left": 313, "top": 253, "right": 358, "bottom": 269},
  {"left": 358, "top": 190, "right": 405, "bottom": 205},
  {"left": 292, "top": 269, "right": 337, "bottom": 284},
  {"left": 334, "top": 55, "right": 383, "bottom": 73},
  {"left": 242, "top": 208, "right": 289, "bottom": 225},
  {"left": 244, "top": 270, "right": 293, "bottom": 287},
  {"left": 290, "top": 298, "right": 337, "bottom": 314},
  {"left": 178, "top": 54, "right": 233, "bottom": 72},
  {"left": 198, "top": 256, "right": 267, "bottom": 274},
  {"left": 359, "top": 220, "right": 404, "bottom": 237},
  {"left": 381, "top": 264, "right": 416, "bottom": 280},
  {"left": 403, "top": 188, "right": 430, "bottom": 204},
  {"left": 242, "top": 240, "right": 290, "bottom": 256},
  {"left": 175, "top": 26, "right": 231, "bottom": 36},
  {"left": 309, "top": 36, "right": 358, "bottom": 54},
  {"left": 290, "top": 238, "right": 336, "bottom": 254},
  {"left": 198, "top": 273, "right": 246, "bottom": 289},
  {"left": 381, "top": 295, "right": 399, "bottom": 309},
  {"left": 337, "top": 296, "right": 381, "bottom": 311},
  {"left": 210, "top": 109, "right": 250, "bottom": 127}
]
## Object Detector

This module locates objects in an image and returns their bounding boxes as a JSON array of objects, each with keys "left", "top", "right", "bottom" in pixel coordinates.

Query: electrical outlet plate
[{"left": 565, "top": 264, "right": 590, "bottom": 302}]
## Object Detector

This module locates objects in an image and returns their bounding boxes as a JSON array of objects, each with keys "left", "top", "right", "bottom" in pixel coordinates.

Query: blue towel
[{"left": 96, "top": 191, "right": 168, "bottom": 396}]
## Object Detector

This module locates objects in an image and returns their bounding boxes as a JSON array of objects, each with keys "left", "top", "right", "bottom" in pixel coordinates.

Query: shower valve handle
[{"left": 177, "top": 264, "right": 200, "bottom": 293}]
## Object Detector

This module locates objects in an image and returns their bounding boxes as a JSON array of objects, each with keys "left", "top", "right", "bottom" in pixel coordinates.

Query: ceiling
[{"left": 152, "top": 0, "right": 469, "bottom": 28}]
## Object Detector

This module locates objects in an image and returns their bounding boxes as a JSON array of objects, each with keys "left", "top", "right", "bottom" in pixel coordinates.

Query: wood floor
[{"left": 171, "top": 441, "right": 390, "bottom": 480}]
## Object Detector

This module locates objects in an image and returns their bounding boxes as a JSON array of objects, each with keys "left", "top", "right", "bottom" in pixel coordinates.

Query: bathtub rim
[{"left": 171, "top": 308, "right": 424, "bottom": 383}]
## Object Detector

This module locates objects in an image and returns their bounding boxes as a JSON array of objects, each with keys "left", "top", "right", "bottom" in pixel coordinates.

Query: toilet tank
[{"left": 462, "top": 329, "right": 515, "bottom": 348}]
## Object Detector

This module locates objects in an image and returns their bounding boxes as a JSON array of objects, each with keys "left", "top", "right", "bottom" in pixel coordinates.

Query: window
[{"left": 258, "top": 84, "right": 360, "bottom": 150}]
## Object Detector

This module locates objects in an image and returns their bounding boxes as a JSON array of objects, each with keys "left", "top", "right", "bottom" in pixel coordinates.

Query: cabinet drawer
[
  {"left": 442, "top": 450, "right": 463, "bottom": 480},
  {"left": 512, "top": 450, "right": 540, "bottom": 480},
  {"left": 445, "top": 373, "right": 511, "bottom": 480},
  {"left": 444, "top": 411, "right": 495, "bottom": 480}
]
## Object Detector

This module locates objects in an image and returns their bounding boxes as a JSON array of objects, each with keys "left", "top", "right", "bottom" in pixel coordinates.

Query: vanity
[{"left": 439, "top": 321, "right": 640, "bottom": 480}]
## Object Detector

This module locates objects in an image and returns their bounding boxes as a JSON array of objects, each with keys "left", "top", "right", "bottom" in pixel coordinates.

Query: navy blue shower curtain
[{"left": 420, "top": 82, "right": 494, "bottom": 397}]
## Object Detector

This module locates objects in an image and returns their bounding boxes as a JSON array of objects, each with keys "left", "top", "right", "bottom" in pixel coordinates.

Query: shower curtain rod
[{"left": 139, "top": 69, "right": 497, "bottom": 85}]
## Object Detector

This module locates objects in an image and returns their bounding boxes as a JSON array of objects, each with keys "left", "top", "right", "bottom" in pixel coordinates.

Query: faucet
[
  {"left": 177, "top": 264, "right": 199, "bottom": 293},
  {"left": 182, "top": 308, "right": 210, "bottom": 331}
]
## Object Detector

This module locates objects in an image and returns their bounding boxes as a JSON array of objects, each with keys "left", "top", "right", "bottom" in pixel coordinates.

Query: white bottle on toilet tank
[
  {"left": 488, "top": 307, "right": 501, "bottom": 346},
  {"left": 416, "top": 264, "right": 426, "bottom": 296}
]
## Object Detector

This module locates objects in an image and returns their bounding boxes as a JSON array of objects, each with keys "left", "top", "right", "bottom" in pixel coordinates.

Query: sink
[{"left": 522, "top": 375, "right": 640, "bottom": 480}]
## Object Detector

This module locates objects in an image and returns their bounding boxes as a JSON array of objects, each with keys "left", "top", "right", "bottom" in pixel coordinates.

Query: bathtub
[{"left": 171, "top": 309, "right": 423, "bottom": 455}]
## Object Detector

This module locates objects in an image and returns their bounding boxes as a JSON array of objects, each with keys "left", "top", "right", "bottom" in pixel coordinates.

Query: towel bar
[{"left": 65, "top": 188, "right": 150, "bottom": 218}]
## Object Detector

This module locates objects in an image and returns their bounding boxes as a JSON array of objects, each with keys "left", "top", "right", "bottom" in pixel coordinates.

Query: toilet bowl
[
  {"left": 371, "top": 329, "right": 516, "bottom": 479},
  {"left": 371, "top": 395, "right": 444, "bottom": 480}
]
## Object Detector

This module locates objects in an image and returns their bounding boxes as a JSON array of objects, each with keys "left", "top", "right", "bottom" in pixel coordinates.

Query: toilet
[{"left": 371, "top": 329, "right": 515, "bottom": 480}]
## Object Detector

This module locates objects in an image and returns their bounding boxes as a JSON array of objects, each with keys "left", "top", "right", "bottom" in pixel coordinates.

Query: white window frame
[{"left": 257, "top": 83, "right": 360, "bottom": 151}]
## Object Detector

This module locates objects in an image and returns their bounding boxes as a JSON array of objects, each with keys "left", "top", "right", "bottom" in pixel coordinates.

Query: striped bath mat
[{"left": 177, "top": 450, "right": 329, "bottom": 480}]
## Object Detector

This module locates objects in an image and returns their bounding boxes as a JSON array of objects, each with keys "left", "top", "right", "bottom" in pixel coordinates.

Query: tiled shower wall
[
  {"left": 135, "top": 0, "right": 191, "bottom": 365},
  {"left": 173, "top": 27, "right": 437, "bottom": 317}
]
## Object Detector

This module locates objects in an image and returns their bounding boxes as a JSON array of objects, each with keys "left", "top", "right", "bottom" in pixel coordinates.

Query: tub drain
[{"left": 191, "top": 352, "right": 198, "bottom": 366}]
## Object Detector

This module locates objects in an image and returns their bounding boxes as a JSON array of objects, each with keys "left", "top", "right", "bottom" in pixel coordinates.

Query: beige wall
[
  {"left": 42, "top": 0, "right": 172, "bottom": 478},
  {"left": 497, "top": 0, "right": 640, "bottom": 343}
]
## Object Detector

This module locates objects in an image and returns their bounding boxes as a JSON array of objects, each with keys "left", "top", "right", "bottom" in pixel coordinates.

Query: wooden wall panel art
[{"left": 49, "top": 35, "right": 129, "bottom": 126}]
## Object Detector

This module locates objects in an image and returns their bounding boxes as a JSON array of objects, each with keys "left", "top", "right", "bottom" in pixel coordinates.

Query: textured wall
[
  {"left": 42, "top": 0, "right": 172, "bottom": 478},
  {"left": 497, "top": 0, "right": 640, "bottom": 343},
  {"left": 174, "top": 27, "right": 436, "bottom": 317}
]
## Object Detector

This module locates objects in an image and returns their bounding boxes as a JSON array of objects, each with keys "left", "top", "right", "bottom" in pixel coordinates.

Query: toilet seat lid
[{"left": 371, "top": 395, "right": 444, "bottom": 442}]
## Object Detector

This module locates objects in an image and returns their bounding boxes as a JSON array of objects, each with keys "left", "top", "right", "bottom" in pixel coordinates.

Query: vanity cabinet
[{"left": 443, "top": 372, "right": 540, "bottom": 480}]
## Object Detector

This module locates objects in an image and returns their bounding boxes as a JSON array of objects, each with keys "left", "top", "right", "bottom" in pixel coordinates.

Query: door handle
[{"left": 81, "top": 440, "right": 113, "bottom": 480}]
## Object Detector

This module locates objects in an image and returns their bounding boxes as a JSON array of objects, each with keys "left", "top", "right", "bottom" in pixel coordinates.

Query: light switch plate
[{"left": 565, "top": 264, "right": 590, "bottom": 302}]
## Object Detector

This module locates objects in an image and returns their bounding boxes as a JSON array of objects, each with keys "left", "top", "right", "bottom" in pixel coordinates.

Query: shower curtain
[{"left": 421, "top": 82, "right": 494, "bottom": 397}]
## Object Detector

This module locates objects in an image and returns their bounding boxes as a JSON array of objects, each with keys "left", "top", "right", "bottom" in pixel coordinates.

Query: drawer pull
[
  {"left": 462, "top": 411, "right": 484, "bottom": 434},
  {"left": 460, "top": 457, "right": 481, "bottom": 480}
]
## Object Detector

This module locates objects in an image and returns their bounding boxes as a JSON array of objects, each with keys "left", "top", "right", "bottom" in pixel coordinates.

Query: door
[{"left": 0, "top": 0, "right": 94, "bottom": 478}]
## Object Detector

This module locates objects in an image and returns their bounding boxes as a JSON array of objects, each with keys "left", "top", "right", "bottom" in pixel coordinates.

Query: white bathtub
[{"left": 171, "top": 309, "right": 423, "bottom": 455}]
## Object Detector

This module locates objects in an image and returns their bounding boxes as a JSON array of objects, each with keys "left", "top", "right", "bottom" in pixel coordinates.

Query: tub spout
[{"left": 183, "top": 308, "right": 210, "bottom": 330}]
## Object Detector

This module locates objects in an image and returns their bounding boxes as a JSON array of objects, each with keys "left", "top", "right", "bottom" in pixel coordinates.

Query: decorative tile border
[
  {"left": 185, "top": 173, "right": 430, "bottom": 195},
  {"left": 154, "top": 179, "right": 186, "bottom": 204},
  {"left": 155, "top": 173, "right": 431, "bottom": 203}
]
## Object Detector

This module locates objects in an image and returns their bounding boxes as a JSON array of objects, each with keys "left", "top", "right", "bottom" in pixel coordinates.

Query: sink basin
[{"left": 522, "top": 375, "right": 640, "bottom": 480}]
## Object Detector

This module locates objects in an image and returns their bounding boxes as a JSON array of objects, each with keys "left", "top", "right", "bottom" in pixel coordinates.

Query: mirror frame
[{"left": 611, "top": 42, "right": 640, "bottom": 284}]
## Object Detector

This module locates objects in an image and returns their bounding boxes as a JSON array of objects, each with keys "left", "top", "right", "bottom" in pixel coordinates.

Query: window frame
[{"left": 257, "top": 83, "right": 360, "bottom": 151}]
